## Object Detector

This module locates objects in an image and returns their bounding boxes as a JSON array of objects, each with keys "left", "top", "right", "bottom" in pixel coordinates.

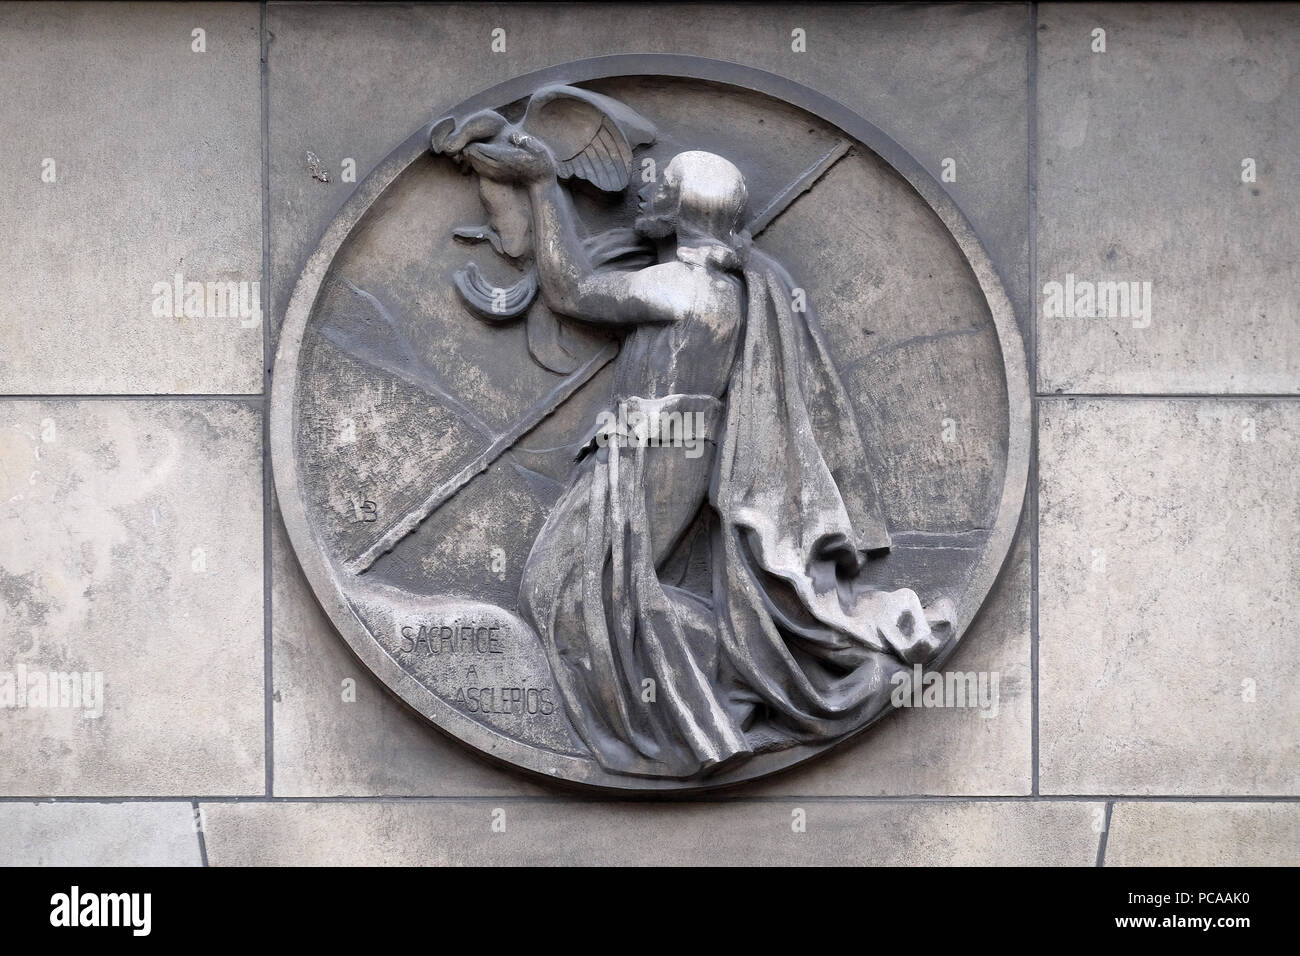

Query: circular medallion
[{"left": 272, "top": 56, "right": 1029, "bottom": 790}]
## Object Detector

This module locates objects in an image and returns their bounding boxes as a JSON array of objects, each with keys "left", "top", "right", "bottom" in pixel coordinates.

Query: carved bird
[
  {"left": 431, "top": 84, "right": 656, "bottom": 194},
  {"left": 430, "top": 85, "right": 657, "bottom": 373}
]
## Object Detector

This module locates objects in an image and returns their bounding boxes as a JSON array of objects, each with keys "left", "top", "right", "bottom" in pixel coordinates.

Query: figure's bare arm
[
  {"left": 526, "top": 179, "right": 690, "bottom": 326},
  {"left": 454, "top": 130, "right": 699, "bottom": 326}
]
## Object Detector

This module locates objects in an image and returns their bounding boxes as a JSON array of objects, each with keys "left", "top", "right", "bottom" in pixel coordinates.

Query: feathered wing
[
  {"left": 555, "top": 116, "right": 633, "bottom": 191},
  {"left": 522, "top": 85, "right": 656, "bottom": 193}
]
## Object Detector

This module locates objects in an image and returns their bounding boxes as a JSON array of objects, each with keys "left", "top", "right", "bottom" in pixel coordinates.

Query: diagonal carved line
[
  {"left": 746, "top": 138, "right": 852, "bottom": 237},
  {"left": 346, "top": 342, "right": 618, "bottom": 575},
  {"left": 346, "top": 141, "right": 851, "bottom": 574}
]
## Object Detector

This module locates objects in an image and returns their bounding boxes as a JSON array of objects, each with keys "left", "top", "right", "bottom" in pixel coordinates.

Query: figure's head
[{"left": 636, "top": 151, "right": 747, "bottom": 245}]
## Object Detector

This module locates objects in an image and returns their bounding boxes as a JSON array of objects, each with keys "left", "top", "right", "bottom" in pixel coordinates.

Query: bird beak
[{"left": 429, "top": 109, "right": 509, "bottom": 157}]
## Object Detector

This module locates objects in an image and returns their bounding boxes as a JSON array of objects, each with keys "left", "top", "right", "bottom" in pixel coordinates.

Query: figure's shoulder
[
  {"left": 657, "top": 258, "right": 743, "bottom": 298},
  {"left": 631, "top": 260, "right": 696, "bottom": 283},
  {"left": 625, "top": 259, "right": 708, "bottom": 299},
  {"left": 614, "top": 259, "right": 742, "bottom": 324}
]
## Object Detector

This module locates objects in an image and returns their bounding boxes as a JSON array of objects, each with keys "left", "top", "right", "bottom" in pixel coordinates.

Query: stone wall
[{"left": 1, "top": 1, "right": 1296, "bottom": 865}]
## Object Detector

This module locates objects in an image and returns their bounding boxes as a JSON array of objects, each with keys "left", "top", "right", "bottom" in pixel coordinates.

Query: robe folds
[{"left": 519, "top": 249, "right": 953, "bottom": 778}]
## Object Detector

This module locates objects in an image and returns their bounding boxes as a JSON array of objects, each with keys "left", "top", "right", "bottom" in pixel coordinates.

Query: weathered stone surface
[
  {"left": 200, "top": 798, "right": 1103, "bottom": 865},
  {"left": 1, "top": 2, "right": 1295, "bottom": 869},
  {"left": 272, "top": 69, "right": 1025, "bottom": 788},
  {"left": 1039, "top": 399, "right": 1299, "bottom": 794},
  {"left": 0, "top": 401, "right": 264, "bottom": 795},
  {"left": 271, "top": 499, "right": 545, "bottom": 796},
  {"left": 0, "top": 3, "right": 263, "bottom": 394},
  {"left": 267, "top": 2, "right": 1029, "bottom": 339},
  {"left": 274, "top": 506, "right": 1029, "bottom": 797},
  {"left": 0, "top": 802, "right": 201, "bottom": 866},
  {"left": 1106, "top": 802, "right": 1300, "bottom": 866},
  {"left": 1037, "top": 3, "right": 1300, "bottom": 394},
  {"left": 753, "top": 520, "right": 1032, "bottom": 796}
]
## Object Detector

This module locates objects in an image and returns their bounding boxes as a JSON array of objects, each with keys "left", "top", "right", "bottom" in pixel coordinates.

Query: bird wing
[{"left": 522, "top": 85, "right": 656, "bottom": 193}]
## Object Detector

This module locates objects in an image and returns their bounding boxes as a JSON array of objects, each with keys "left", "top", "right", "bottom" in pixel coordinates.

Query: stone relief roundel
[{"left": 272, "top": 56, "right": 1029, "bottom": 791}]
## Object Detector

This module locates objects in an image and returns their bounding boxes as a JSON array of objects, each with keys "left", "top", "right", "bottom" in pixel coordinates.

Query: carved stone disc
[{"left": 271, "top": 56, "right": 1029, "bottom": 791}]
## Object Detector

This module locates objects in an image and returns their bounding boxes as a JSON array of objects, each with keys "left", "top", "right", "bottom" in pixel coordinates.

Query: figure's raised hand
[
  {"left": 462, "top": 126, "right": 556, "bottom": 184},
  {"left": 430, "top": 109, "right": 555, "bottom": 184}
]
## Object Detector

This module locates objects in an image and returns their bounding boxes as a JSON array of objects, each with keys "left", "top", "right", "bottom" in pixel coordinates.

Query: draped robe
[{"left": 519, "top": 246, "right": 952, "bottom": 778}]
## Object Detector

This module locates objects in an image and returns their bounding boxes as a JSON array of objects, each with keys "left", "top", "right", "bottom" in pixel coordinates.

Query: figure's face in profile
[{"left": 634, "top": 170, "right": 679, "bottom": 238}]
